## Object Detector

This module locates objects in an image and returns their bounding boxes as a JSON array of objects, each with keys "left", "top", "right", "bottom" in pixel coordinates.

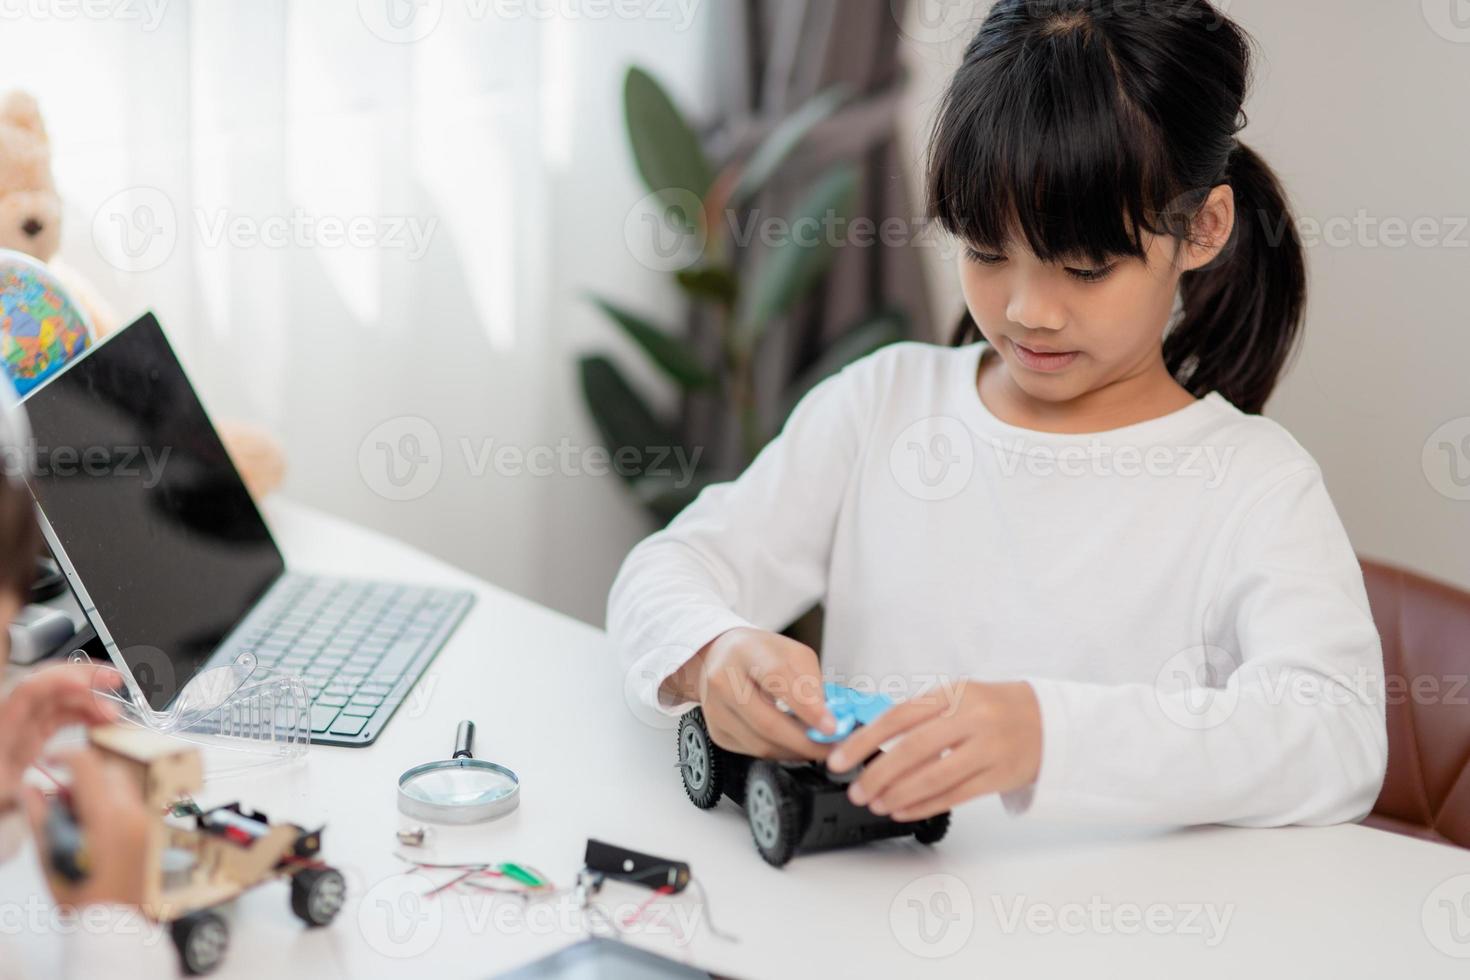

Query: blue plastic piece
[{"left": 806, "top": 683, "right": 893, "bottom": 743}]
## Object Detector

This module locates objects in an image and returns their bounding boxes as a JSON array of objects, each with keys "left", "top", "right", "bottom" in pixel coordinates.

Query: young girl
[{"left": 607, "top": 0, "right": 1387, "bottom": 828}]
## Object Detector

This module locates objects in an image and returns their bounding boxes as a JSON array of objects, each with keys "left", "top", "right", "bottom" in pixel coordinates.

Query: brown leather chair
[{"left": 1360, "top": 558, "right": 1470, "bottom": 848}]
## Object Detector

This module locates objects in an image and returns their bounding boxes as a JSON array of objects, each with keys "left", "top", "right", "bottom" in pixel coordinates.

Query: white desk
[{"left": 4, "top": 499, "right": 1470, "bottom": 979}]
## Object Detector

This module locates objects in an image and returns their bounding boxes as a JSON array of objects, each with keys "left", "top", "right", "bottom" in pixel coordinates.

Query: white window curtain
[{"left": 0, "top": 1, "right": 713, "bottom": 624}]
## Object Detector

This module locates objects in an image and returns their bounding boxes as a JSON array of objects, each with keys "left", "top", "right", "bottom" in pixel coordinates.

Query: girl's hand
[
  {"left": 0, "top": 665, "right": 123, "bottom": 814},
  {"left": 663, "top": 627, "right": 838, "bottom": 762},
  {"left": 826, "top": 680, "right": 1042, "bottom": 821},
  {"left": 23, "top": 749, "right": 151, "bottom": 908}
]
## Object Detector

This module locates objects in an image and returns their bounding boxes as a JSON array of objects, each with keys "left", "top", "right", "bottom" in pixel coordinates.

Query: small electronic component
[
  {"left": 168, "top": 798, "right": 203, "bottom": 819},
  {"left": 573, "top": 868, "right": 605, "bottom": 909},
  {"left": 396, "top": 825, "right": 429, "bottom": 847},
  {"left": 198, "top": 805, "right": 272, "bottom": 845},
  {"left": 583, "top": 839, "right": 689, "bottom": 894},
  {"left": 497, "top": 863, "right": 544, "bottom": 887}
]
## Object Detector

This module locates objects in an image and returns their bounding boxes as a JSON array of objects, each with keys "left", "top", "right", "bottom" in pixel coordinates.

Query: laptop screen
[{"left": 22, "top": 312, "right": 285, "bottom": 710}]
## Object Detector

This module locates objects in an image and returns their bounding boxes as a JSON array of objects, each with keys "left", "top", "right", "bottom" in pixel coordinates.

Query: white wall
[
  {"left": 286, "top": 12, "right": 723, "bottom": 628},
  {"left": 898, "top": 0, "right": 1470, "bottom": 590},
  {"left": 3, "top": 3, "right": 715, "bottom": 628},
  {"left": 522, "top": 13, "right": 721, "bottom": 625}
]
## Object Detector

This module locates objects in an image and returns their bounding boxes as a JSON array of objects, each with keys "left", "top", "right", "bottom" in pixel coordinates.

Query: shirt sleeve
[
  {"left": 1002, "top": 463, "right": 1389, "bottom": 827},
  {"left": 606, "top": 361, "right": 872, "bottom": 717}
]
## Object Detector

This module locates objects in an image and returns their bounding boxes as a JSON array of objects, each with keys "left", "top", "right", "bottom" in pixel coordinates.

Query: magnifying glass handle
[{"left": 453, "top": 720, "right": 476, "bottom": 760}]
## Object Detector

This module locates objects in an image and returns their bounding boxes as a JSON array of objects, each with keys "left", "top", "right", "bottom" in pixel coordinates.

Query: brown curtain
[{"left": 684, "top": 0, "right": 934, "bottom": 476}]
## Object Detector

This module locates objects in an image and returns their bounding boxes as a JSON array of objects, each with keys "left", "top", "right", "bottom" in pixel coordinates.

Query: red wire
[
  {"left": 401, "top": 861, "right": 553, "bottom": 899},
  {"left": 425, "top": 867, "right": 482, "bottom": 897},
  {"left": 32, "top": 762, "right": 64, "bottom": 792},
  {"left": 622, "top": 885, "right": 674, "bottom": 926}
]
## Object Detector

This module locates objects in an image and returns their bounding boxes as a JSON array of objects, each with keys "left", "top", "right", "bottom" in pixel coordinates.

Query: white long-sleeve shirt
[{"left": 607, "top": 341, "right": 1388, "bottom": 827}]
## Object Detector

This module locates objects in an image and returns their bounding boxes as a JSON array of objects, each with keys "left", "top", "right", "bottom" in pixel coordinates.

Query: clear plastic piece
[{"left": 69, "top": 648, "right": 309, "bottom": 777}]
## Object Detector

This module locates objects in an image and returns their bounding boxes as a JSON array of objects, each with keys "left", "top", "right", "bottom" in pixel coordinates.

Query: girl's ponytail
[{"left": 1168, "top": 141, "right": 1306, "bottom": 414}]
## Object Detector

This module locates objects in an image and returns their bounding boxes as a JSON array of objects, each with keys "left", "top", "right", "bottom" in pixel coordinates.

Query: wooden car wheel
[
  {"left": 172, "top": 909, "right": 230, "bottom": 976},
  {"left": 292, "top": 867, "right": 347, "bottom": 926}
]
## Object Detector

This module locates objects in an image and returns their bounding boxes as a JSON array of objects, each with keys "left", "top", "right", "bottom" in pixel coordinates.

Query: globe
[{"left": 0, "top": 249, "right": 94, "bottom": 396}]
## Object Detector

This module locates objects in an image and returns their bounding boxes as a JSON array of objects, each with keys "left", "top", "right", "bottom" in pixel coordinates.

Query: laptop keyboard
[{"left": 232, "top": 574, "right": 475, "bottom": 747}]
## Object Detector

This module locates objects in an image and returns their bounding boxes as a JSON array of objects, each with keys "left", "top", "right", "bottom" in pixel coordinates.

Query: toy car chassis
[
  {"left": 165, "top": 801, "right": 346, "bottom": 975},
  {"left": 49, "top": 726, "right": 346, "bottom": 976},
  {"left": 677, "top": 707, "right": 949, "bottom": 867}
]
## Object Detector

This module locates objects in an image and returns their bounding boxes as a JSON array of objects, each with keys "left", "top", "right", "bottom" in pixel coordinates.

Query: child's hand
[
  {"left": 665, "top": 627, "right": 837, "bottom": 762},
  {"left": 826, "top": 680, "right": 1042, "bottom": 820},
  {"left": 0, "top": 664, "right": 122, "bottom": 814},
  {"left": 23, "top": 748, "right": 151, "bottom": 908}
]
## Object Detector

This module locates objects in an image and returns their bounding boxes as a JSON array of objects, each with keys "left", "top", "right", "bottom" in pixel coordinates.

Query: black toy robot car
[{"left": 676, "top": 706, "right": 949, "bottom": 867}]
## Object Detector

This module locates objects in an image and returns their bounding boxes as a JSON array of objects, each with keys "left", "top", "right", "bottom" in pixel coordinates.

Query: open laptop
[{"left": 20, "top": 312, "right": 474, "bottom": 747}]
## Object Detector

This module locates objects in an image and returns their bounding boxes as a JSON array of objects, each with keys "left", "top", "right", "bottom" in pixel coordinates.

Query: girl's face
[{"left": 956, "top": 187, "right": 1234, "bottom": 405}]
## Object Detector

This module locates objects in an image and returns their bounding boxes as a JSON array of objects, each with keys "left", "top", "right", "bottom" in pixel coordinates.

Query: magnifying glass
[{"left": 397, "top": 720, "right": 521, "bottom": 824}]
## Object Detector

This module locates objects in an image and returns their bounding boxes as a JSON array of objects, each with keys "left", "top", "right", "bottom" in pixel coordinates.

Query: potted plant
[{"left": 581, "top": 66, "right": 907, "bottom": 524}]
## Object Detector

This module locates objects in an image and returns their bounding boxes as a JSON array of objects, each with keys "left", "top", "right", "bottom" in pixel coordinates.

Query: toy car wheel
[
  {"left": 172, "top": 909, "right": 230, "bottom": 976},
  {"left": 678, "top": 708, "right": 723, "bottom": 809},
  {"left": 292, "top": 866, "right": 347, "bottom": 926},
  {"left": 745, "top": 761, "right": 802, "bottom": 867},
  {"left": 912, "top": 811, "right": 950, "bottom": 845}
]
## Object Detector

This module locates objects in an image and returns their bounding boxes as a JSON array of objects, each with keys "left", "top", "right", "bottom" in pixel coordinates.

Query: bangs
[{"left": 928, "top": 19, "right": 1185, "bottom": 267}]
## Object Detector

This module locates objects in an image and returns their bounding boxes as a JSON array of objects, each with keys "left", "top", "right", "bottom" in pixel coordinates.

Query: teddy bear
[{"left": 0, "top": 90, "right": 285, "bottom": 499}]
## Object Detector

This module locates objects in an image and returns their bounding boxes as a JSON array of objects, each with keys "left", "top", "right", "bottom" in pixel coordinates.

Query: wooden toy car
[
  {"left": 47, "top": 726, "right": 345, "bottom": 975},
  {"left": 676, "top": 706, "right": 949, "bottom": 867}
]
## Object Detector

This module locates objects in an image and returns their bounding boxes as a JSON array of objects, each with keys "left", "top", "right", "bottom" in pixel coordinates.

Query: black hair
[
  {"left": 928, "top": 0, "right": 1305, "bottom": 414},
  {"left": 0, "top": 403, "right": 37, "bottom": 607},
  {"left": 0, "top": 473, "right": 37, "bottom": 604}
]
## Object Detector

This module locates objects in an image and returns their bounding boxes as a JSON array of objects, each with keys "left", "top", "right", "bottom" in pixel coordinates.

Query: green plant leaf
[
  {"left": 728, "top": 86, "right": 852, "bottom": 210},
  {"left": 588, "top": 296, "right": 717, "bottom": 391},
  {"left": 624, "top": 66, "right": 714, "bottom": 208},
  {"left": 779, "top": 309, "right": 907, "bottom": 424},
  {"left": 578, "top": 355, "right": 681, "bottom": 486},
  {"left": 733, "top": 165, "right": 861, "bottom": 354},
  {"left": 674, "top": 266, "right": 738, "bottom": 307}
]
